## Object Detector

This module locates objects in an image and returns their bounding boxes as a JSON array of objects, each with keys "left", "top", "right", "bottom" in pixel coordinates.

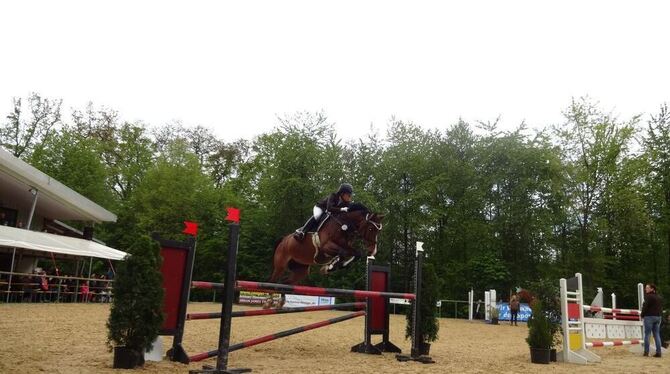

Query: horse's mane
[{"left": 348, "top": 202, "right": 369, "bottom": 213}]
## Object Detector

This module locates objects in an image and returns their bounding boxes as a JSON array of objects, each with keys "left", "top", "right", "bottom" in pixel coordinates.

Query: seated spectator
[
  {"left": 98, "top": 274, "right": 109, "bottom": 302},
  {"left": 39, "top": 270, "right": 49, "bottom": 302},
  {"left": 80, "top": 281, "right": 90, "bottom": 302},
  {"left": 0, "top": 212, "right": 9, "bottom": 226},
  {"left": 106, "top": 268, "right": 114, "bottom": 280}
]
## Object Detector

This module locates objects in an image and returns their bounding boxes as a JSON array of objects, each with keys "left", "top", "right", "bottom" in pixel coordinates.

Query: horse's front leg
[{"left": 319, "top": 242, "right": 351, "bottom": 274}]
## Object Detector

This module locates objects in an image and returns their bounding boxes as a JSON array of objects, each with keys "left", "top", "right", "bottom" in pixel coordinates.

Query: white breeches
[{"left": 313, "top": 206, "right": 323, "bottom": 220}]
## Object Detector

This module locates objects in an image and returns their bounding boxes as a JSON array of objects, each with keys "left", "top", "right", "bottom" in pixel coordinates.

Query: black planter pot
[
  {"left": 419, "top": 342, "right": 431, "bottom": 356},
  {"left": 550, "top": 348, "right": 557, "bottom": 362},
  {"left": 529, "top": 347, "right": 551, "bottom": 364},
  {"left": 113, "top": 347, "right": 144, "bottom": 369},
  {"left": 491, "top": 317, "right": 499, "bottom": 325}
]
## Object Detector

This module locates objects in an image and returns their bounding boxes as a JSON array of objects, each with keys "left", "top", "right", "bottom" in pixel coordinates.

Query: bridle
[{"left": 328, "top": 211, "right": 382, "bottom": 247}]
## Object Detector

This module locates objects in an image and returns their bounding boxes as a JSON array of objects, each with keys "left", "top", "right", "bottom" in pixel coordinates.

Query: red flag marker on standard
[
  {"left": 183, "top": 221, "right": 198, "bottom": 236},
  {"left": 226, "top": 207, "right": 240, "bottom": 223}
]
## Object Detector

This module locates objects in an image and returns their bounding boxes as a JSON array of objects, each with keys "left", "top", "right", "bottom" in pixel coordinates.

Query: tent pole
[
  {"left": 26, "top": 188, "right": 39, "bottom": 230},
  {"left": 6, "top": 247, "right": 17, "bottom": 302}
]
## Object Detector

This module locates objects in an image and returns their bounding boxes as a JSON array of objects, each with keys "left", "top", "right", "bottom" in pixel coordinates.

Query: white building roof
[{"left": 0, "top": 147, "right": 117, "bottom": 222}]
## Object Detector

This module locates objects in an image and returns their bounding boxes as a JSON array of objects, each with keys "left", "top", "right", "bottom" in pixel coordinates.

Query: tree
[
  {"left": 29, "top": 129, "right": 114, "bottom": 211},
  {"left": 1, "top": 93, "right": 62, "bottom": 158},
  {"left": 554, "top": 98, "right": 637, "bottom": 288},
  {"left": 643, "top": 103, "right": 670, "bottom": 288}
]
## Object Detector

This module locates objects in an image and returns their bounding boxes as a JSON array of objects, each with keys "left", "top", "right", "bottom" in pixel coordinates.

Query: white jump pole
[{"left": 468, "top": 289, "right": 473, "bottom": 321}]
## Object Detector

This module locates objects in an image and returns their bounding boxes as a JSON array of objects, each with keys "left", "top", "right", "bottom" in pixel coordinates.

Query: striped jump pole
[
  {"left": 186, "top": 302, "right": 366, "bottom": 320},
  {"left": 234, "top": 280, "right": 416, "bottom": 300},
  {"left": 586, "top": 340, "right": 641, "bottom": 348},
  {"left": 583, "top": 305, "right": 641, "bottom": 315},
  {"left": 189, "top": 311, "right": 366, "bottom": 362}
]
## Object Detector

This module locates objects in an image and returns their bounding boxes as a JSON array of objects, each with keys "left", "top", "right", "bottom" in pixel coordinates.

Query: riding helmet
[{"left": 337, "top": 183, "right": 354, "bottom": 195}]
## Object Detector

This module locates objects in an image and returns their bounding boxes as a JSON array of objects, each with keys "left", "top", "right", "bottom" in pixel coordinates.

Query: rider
[{"left": 294, "top": 183, "right": 354, "bottom": 241}]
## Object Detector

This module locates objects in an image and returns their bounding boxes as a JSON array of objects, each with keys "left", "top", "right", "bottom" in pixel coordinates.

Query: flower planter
[
  {"left": 529, "top": 347, "right": 551, "bottom": 364},
  {"left": 113, "top": 346, "right": 144, "bottom": 369}
]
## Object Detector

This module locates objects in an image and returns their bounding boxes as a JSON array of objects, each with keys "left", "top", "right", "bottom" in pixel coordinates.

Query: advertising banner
[
  {"left": 285, "top": 294, "right": 335, "bottom": 308},
  {"left": 239, "top": 290, "right": 274, "bottom": 305},
  {"left": 496, "top": 302, "right": 532, "bottom": 322}
]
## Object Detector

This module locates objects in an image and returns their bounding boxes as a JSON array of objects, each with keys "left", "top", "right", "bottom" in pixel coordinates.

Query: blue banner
[{"left": 496, "top": 302, "right": 532, "bottom": 322}]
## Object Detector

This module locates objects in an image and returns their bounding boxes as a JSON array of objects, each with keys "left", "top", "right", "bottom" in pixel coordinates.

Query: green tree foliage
[
  {"left": 644, "top": 104, "right": 670, "bottom": 288},
  {"left": 29, "top": 129, "right": 114, "bottom": 211},
  {"left": 0, "top": 93, "right": 62, "bottom": 158}
]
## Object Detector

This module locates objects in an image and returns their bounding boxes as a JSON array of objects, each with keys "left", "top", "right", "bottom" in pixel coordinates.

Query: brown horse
[{"left": 269, "top": 203, "right": 385, "bottom": 287}]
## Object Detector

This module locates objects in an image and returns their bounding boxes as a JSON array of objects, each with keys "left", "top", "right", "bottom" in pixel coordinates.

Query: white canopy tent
[
  {"left": 0, "top": 225, "right": 127, "bottom": 260},
  {"left": 1, "top": 147, "right": 123, "bottom": 302}
]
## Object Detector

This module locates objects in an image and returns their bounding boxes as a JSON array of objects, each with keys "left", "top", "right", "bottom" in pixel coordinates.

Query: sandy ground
[{"left": 0, "top": 302, "right": 667, "bottom": 374}]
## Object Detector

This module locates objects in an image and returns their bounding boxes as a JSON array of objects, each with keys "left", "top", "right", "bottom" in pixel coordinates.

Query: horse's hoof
[{"left": 262, "top": 299, "right": 273, "bottom": 309}]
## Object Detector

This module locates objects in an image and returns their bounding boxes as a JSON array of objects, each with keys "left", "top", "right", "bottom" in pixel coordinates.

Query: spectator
[
  {"left": 80, "top": 281, "right": 90, "bottom": 302},
  {"left": 510, "top": 293, "right": 520, "bottom": 326},
  {"left": 98, "top": 274, "right": 109, "bottom": 302},
  {"left": 641, "top": 283, "right": 664, "bottom": 357},
  {"left": 106, "top": 268, "right": 114, "bottom": 280},
  {"left": 39, "top": 270, "right": 49, "bottom": 302}
]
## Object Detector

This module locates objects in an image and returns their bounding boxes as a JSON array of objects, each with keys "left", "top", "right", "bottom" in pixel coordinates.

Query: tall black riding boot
[{"left": 294, "top": 217, "right": 318, "bottom": 241}]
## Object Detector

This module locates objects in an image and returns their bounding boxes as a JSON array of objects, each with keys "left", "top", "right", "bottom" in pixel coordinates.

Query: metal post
[
  {"left": 26, "top": 188, "right": 39, "bottom": 230},
  {"left": 363, "top": 256, "right": 372, "bottom": 349},
  {"left": 6, "top": 247, "right": 16, "bottom": 302},
  {"left": 210, "top": 223, "right": 250, "bottom": 373},
  {"left": 411, "top": 242, "right": 424, "bottom": 358}
]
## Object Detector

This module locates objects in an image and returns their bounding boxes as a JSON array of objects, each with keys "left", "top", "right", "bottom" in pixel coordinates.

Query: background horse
[{"left": 266, "top": 203, "right": 384, "bottom": 306}]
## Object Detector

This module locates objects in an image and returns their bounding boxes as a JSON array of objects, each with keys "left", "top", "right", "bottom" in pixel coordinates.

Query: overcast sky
[{"left": 1, "top": 1, "right": 668, "bottom": 142}]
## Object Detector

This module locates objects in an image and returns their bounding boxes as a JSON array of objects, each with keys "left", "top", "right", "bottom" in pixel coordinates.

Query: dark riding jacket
[
  {"left": 317, "top": 193, "right": 350, "bottom": 214},
  {"left": 641, "top": 293, "right": 663, "bottom": 317}
]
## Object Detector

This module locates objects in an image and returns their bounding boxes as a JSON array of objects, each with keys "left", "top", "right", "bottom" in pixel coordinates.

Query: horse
[{"left": 266, "top": 203, "right": 385, "bottom": 308}]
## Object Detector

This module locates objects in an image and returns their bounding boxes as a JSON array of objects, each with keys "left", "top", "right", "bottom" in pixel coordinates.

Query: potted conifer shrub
[
  {"left": 526, "top": 300, "right": 552, "bottom": 364},
  {"left": 107, "top": 236, "right": 164, "bottom": 369},
  {"left": 527, "top": 278, "right": 561, "bottom": 361},
  {"left": 406, "top": 262, "right": 440, "bottom": 355}
]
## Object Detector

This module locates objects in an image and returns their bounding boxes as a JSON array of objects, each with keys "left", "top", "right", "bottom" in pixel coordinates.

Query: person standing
[
  {"left": 510, "top": 293, "right": 520, "bottom": 326},
  {"left": 641, "top": 283, "right": 663, "bottom": 357}
]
